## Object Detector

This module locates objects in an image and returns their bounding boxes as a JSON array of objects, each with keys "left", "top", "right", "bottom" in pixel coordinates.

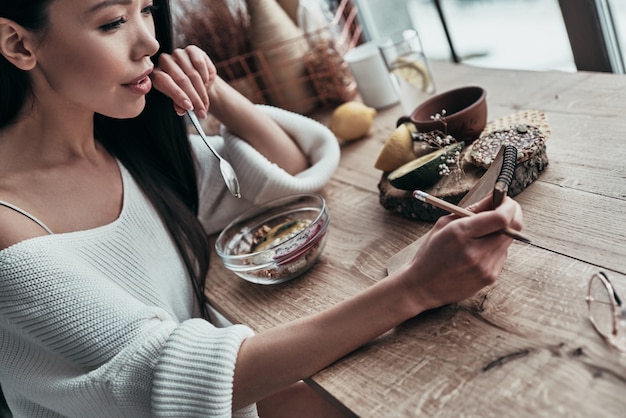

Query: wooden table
[{"left": 206, "top": 61, "right": 626, "bottom": 417}]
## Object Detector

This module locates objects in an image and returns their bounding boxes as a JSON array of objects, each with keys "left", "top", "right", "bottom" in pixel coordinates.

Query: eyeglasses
[{"left": 586, "top": 272, "right": 626, "bottom": 352}]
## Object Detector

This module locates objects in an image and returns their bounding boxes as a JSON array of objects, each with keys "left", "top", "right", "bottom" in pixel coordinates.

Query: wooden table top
[{"left": 206, "top": 61, "right": 626, "bottom": 417}]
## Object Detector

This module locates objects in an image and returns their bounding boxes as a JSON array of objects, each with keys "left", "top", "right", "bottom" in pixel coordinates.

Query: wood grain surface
[{"left": 206, "top": 62, "right": 626, "bottom": 417}]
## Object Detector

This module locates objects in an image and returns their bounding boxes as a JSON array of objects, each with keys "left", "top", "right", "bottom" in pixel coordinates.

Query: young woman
[{"left": 0, "top": 0, "right": 523, "bottom": 417}]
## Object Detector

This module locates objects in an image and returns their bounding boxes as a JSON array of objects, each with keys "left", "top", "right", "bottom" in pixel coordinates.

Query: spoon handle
[
  {"left": 186, "top": 111, "right": 241, "bottom": 198},
  {"left": 186, "top": 111, "right": 220, "bottom": 159}
]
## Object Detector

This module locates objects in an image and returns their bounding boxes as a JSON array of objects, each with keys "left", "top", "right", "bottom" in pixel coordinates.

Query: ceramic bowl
[
  {"left": 215, "top": 193, "right": 330, "bottom": 285},
  {"left": 397, "top": 86, "right": 487, "bottom": 143}
]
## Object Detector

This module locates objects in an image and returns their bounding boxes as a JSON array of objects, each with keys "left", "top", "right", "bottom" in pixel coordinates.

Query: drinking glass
[{"left": 379, "top": 29, "right": 435, "bottom": 111}]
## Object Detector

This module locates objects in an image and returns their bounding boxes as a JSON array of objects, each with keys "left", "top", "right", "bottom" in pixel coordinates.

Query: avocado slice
[{"left": 387, "top": 141, "right": 464, "bottom": 190}]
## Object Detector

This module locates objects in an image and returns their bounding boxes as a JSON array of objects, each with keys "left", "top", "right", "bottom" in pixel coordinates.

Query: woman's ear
[{"left": 0, "top": 18, "right": 38, "bottom": 71}]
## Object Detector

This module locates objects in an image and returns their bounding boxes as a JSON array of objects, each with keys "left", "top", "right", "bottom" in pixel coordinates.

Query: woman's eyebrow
[{"left": 84, "top": 0, "right": 133, "bottom": 15}]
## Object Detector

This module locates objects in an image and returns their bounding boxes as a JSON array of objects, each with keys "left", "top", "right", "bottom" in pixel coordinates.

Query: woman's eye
[
  {"left": 98, "top": 4, "right": 158, "bottom": 32},
  {"left": 142, "top": 4, "right": 158, "bottom": 15},
  {"left": 99, "top": 17, "right": 126, "bottom": 32}
]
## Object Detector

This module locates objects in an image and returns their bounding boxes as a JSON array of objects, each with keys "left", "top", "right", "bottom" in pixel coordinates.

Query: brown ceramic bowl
[{"left": 397, "top": 86, "right": 487, "bottom": 143}]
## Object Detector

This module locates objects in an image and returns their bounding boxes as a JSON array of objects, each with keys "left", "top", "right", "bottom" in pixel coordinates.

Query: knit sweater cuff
[
  {"left": 152, "top": 318, "right": 255, "bottom": 417},
  {"left": 220, "top": 105, "right": 340, "bottom": 205}
]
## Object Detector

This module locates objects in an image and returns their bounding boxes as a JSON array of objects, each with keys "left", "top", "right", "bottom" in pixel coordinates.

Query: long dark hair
[{"left": 0, "top": 0, "right": 211, "bottom": 318}]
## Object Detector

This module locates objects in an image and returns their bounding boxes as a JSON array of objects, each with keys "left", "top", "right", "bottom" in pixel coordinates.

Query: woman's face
[{"left": 32, "top": 0, "right": 160, "bottom": 119}]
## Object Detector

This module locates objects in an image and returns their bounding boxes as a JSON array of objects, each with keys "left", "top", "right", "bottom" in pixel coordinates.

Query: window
[
  {"left": 559, "top": 0, "right": 625, "bottom": 73},
  {"left": 354, "top": 0, "right": 626, "bottom": 73}
]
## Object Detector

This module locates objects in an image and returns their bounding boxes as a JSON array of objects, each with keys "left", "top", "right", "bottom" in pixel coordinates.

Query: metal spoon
[{"left": 186, "top": 110, "right": 241, "bottom": 198}]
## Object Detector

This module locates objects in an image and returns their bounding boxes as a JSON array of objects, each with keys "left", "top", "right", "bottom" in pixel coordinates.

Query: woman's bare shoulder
[{"left": 0, "top": 205, "right": 50, "bottom": 251}]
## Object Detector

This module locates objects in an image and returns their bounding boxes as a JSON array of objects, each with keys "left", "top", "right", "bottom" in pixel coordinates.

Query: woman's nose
[{"left": 134, "top": 16, "right": 160, "bottom": 59}]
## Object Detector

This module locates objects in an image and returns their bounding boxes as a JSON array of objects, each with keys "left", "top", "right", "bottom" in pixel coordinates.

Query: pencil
[{"left": 413, "top": 190, "right": 531, "bottom": 244}]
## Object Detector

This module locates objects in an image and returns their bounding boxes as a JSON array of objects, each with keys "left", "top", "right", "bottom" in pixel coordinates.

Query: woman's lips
[{"left": 123, "top": 70, "right": 153, "bottom": 95}]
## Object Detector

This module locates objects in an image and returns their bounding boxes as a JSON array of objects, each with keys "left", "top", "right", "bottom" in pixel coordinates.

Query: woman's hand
[
  {"left": 399, "top": 195, "right": 524, "bottom": 313},
  {"left": 151, "top": 45, "right": 216, "bottom": 118},
  {"left": 152, "top": 46, "right": 308, "bottom": 174}
]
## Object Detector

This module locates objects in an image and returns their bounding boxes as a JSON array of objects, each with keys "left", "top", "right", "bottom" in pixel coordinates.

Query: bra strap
[{"left": 0, "top": 200, "right": 53, "bottom": 235}]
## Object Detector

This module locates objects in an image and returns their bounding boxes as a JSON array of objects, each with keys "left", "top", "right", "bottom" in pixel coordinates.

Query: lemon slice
[
  {"left": 387, "top": 142, "right": 464, "bottom": 190},
  {"left": 374, "top": 123, "right": 417, "bottom": 172},
  {"left": 390, "top": 57, "right": 431, "bottom": 92}
]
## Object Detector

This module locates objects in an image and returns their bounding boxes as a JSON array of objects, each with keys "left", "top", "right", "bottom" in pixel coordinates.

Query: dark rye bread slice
[{"left": 378, "top": 110, "right": 550, "bottom": 221}]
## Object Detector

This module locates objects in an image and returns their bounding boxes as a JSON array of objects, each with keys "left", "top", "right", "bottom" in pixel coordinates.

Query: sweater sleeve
[
  {"left": 193, "top": 105, "right": 340, "bottom": 235},
  {"left": 151, "top": 319, "right": 256, "bottom": 417},
  {"left": 0, "top": 241, "right": 258, "bottom": 417}
]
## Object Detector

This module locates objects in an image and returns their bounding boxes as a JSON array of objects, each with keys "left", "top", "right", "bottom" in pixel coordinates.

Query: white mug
[{"left": 344, "top": 42, "right": 400, "bottom": 109}]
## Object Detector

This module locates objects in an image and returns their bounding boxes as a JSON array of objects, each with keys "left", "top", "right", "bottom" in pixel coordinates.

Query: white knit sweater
[{"left": 0, "top": 106, "right": 340, "bottom": 417}]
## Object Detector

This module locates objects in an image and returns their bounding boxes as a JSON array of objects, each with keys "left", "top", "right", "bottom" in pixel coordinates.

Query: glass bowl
[{"left": 215, "top": 193, "right": 330, "bottom": 285}]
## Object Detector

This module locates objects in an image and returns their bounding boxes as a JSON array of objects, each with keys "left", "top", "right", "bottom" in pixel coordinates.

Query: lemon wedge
[
  {"left": 329, "top": 101, "right": 376, "bottom": 141},
  {"left": 374, "top": 123, "right": 417, "bottom": 172}
]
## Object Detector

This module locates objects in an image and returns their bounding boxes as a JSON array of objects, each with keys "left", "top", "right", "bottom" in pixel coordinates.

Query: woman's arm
[
  {"left": 151, "top": 45, "right": 525, "bottom": 412},
  {"left": 151, "top": 46, "right": 308, "bottom": 175},
  {"left": 232, "top": 195, "right": 523, "bottom": 410},
  {"left": 206, "top": 77, "right": 309, "bottom": 175}
]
